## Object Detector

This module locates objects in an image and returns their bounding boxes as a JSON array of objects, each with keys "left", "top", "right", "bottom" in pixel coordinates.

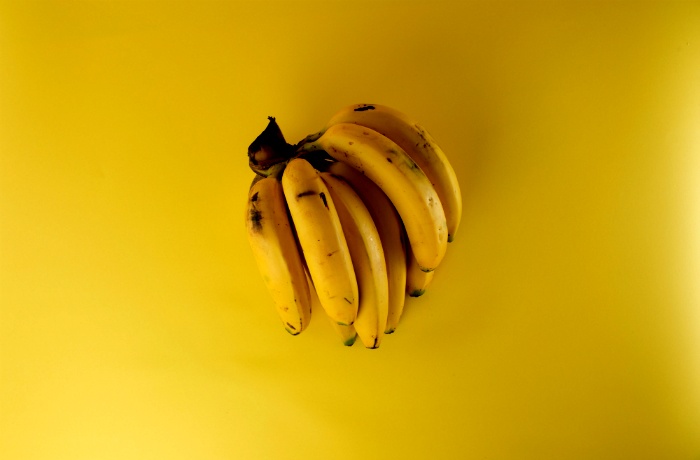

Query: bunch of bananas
[{"left": 244, "top": 104, "right": 462, "bottom": 348}]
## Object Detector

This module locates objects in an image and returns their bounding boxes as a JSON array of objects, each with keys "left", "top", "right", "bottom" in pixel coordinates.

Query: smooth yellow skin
[
  {"left": 281, "top": 158, "right": 358, "bottom": 326},
  {"left": 245, "top": 177, "right": 311, "bottom": 334},
  {"left": 327, "top": 103, "right": 462, "bottom": 242},
  {"left": 321, "top": 172, "right": 389, "bottom": 349},
  {"left": 305, "top": 123, "right": 448, "bottom": 272},
  {"left": 327, "top": 161, "right": 407, "bottom": 334}
]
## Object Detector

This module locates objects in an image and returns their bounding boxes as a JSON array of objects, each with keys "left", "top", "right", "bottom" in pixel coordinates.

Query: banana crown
[{"left": 247, "top": 117, "right": 296, "bottom": 177}]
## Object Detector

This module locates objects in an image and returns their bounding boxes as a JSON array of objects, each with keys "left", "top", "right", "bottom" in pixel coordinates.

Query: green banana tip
[
  {"left": 409, "top": 289, "right": 426, "bottom": 297},
  {"left": 343, "top": 335, "right": 357, "bottom": 347}
]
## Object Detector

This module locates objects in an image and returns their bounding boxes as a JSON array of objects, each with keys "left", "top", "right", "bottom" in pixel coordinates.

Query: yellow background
[{"left": 2, "top": 1, "right": 700, "bottom": 458}]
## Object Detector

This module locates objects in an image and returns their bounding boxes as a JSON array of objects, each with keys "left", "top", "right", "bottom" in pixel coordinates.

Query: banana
[
  {"left": 299, "top": 123, "right": 448, "bottom": 272},
  {"left": 320, "top": 172, "right": 389, "bottom": 348},
  {"left": 326, "top": 103, "right": 462, "bottom": 242},
  {"left": 281, "top": 158, "right": 358, "bottom": 326},
  {"left": 406, "top": 244, "right": 434, "bottom": 297},
  {"left": 330, "top": 321, "right": 358, "bottom": 347},
  {"left": 326, "top": 161, "right": 407, "bottom": 334},
  {"left": 245, "top": 175, "right": 311, "bottom": 335},
  {"left": 303, "top": 265, "right": 358, "bottom": 346}
]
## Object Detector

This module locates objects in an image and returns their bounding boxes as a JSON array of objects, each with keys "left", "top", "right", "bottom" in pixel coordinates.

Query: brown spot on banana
[{"left": 297, "top": 190, "right": 315, "bottom": 198}]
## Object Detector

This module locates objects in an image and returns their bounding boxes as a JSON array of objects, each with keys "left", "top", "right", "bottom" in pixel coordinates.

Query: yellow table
[{"left": 2, "top": 1, "right": 699, "bottom": 458}]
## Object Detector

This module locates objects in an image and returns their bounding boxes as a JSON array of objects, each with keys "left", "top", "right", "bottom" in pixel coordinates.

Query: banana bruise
[
  {"left": 245, "top": 176, "right": 312, "bottom": 335},
  {"left": 281, "top": 158, "right": 358, "bottom": 326},
  {"left": 326, "top": 103, "right": 462, "bottom": 242},
  {"left": 327, "top": 161, "right": 407, "bottom": 334},
  {"left": 320, "top": 172, "right": 389, "bottom": 348},
  {"left": 301, "top": 123, "right": 448, "bottom": 272}
]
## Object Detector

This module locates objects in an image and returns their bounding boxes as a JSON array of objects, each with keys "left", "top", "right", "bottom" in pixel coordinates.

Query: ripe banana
[
  {"left": 406, "top": 245, "right": 434, "bottom": 297},
  {"left": 299, "top": 123, "right": 448, "bottom": 272},
  {"left": 245, "top": 176, "right": 311, "bottom": 335},
  {"left": 306, "top": 267, "right": 358, "bottom": 346},
  {"left": 330, "top": 321, "right": 358, "bottom": 347},
  {"left": 320, "top": 172, "right": 389, "bottom": 348},
  {"left": 327, "top": 161, "right": 407, "bottom": 334},
  {"left": 245, "top": 104, "right": 461, "bottom": 346},
  {"left": 326, "top": 103, "right": 462, "bottom": 242},
  {"left": 281, "top": 157, "right": 358, "bottom": 326}
]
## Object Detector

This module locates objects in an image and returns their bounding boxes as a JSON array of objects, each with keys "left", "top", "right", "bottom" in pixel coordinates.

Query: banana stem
[
  {"left": 294, "top": 130, "right": 325, "bottom": 151},
  {"left": 247, "top": 117, "right": 296, "bottom": 177}
]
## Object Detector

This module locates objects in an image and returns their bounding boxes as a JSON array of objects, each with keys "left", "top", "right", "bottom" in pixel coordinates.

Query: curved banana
[
  {"left": 320, "top": 172, "right": 389, "bottom": 348},
  {"left": 300, "top": 123, "right": 448, "bottom": 272},
  {"left": 281, "top": 158, "right": 358, "bottom": 326},
  {"left": 245, "top": 176, "right": 311, "bottom": 335},
  {"left": 327, "top": 161, "right": 407, "bottom": 334},
  {"left": 406, "top": 244, "right": 434, "bottom": 297},
  {"left": 326, "top": 103, "right": 462, "bottom": 242}
]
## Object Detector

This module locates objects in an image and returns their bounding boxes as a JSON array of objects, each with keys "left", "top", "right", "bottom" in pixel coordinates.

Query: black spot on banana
[
  {"left": 353, "top": 105, "right": 376, "bottom": 112},
  {"left": 249, "top": 207, "right": 263, "bottom": 232},
  {"left": 319, "top": 192, "right": 328, "bottom": 209}
]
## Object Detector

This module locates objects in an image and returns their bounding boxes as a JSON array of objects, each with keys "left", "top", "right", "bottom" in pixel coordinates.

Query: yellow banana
[
  {"left": 330, "top": 321, "right": 358, "bottom": 347},
  {"left": 326, "top": 103, "right": 462, "bottom": 242},
  {"left": 304, "top": 266, "right": 358, "bottom": 346},
  {"left": 281, "top": 158, "right": 358, "bottom": 326},
  {"left": 406, "top": 244, "right": 434, "bottom": 297},
  {"left": 327, "top": 161, "right": 407, "bottom": 334},
  {"left": 245, "top": 175, "right": 311, "bottom": 335},
  {"left": 299, "top": 123, "right": 448, "bottom": 272},
  {"left": 320, "top": 172, "right": 389, "bottom": 348}
]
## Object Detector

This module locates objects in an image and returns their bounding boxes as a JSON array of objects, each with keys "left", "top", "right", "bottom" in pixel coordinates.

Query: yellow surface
[{"left": 2, "top": 1, "right": 700, "bottom": 458}]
